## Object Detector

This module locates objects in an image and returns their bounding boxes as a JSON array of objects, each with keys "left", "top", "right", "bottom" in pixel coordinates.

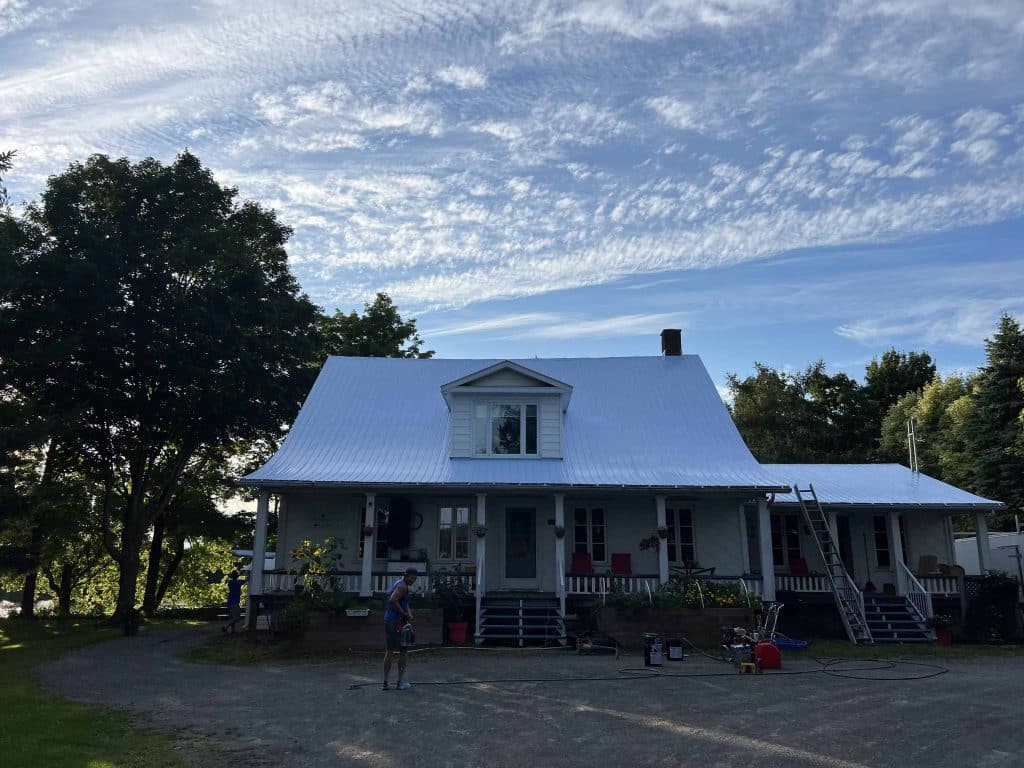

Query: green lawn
[
  {"left": 0, "top": 618, "right": 193, "bottom": 768},
  {"left": 787, "top": 637, "right": 1024, "bottom": 660}
]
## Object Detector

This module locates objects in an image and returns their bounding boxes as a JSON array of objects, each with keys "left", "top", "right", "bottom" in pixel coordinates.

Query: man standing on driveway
[{"left": 383, "top": 567, "right": 417, "bottom": 690}]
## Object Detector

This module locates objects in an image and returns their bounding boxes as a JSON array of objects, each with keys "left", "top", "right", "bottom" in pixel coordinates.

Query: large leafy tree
[
  {"left": 878, "top": 375, "right": 970, "bottom": 478},
  {"left": 863, "top": 349, "right": 935, "bottom": 448},
  {"left": 0, "top": 152, "right": 322, "bottom": 622},
  {"left": 320, "top": 292, "right": 433, "bottom": 359},
  {"left": 962, "top": 314, "right": 1024, "bottom": 528}
]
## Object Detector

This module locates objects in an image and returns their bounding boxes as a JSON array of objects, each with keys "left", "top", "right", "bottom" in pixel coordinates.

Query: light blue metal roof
[
  {"left": 766, "top": 464, "right": 1003, "bottom": 509},
  {"left": 241, "top": 355, "right": 787, "bottom": 490}
]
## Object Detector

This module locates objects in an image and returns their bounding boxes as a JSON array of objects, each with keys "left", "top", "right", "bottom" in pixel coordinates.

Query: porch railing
[
  {"left": 776, "top": 574, "right": 831, "bottom": 593},
  {"left": 261, "top": 568, "right": 472, "bottom": 596},
  {"left": 566, "top": 573, "right": 660, "bottom": 596},
  {"left": 901, "top": 561, "right": 935, "bottom": 627},
  {"left": 917, "top": 575, "right": 961, "bottom": 596}
]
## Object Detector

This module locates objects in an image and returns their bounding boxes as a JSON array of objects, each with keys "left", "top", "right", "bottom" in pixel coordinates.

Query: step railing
[{"left": 901, "top": 561, "right": 935, "bottom": 629}]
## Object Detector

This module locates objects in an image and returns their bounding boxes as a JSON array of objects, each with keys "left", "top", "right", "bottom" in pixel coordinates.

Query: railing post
[
  {"left": 757, "top": 497, "right": 776, "bottom": 602},
  {"left": 360, "top": 493, "right": 375, "bottom": 597}
]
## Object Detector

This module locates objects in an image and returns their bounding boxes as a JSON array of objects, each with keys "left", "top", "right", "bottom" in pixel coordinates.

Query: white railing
[
  {"left": 566, "top": 574, "right": 660, "bottom": 595},
  {"left": 776, "top": 574, "right": 831, "bottom": 593},
  {"left": 901, "top": 562, "right": 935, "bottom": 624},
  {"left": 262, "top": 570, "right": 362, "bottom": 594},
  {"left": 918, "top": 576, "right": 960, "bottom": 595}
]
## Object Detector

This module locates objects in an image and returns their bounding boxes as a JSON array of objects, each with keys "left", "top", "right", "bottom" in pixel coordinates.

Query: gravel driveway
[{"left": 38, "top": 626, "right": 1023, "bottom": 768}]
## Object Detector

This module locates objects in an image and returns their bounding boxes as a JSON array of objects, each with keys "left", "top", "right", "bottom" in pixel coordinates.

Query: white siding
[{"left": 472, "top": 370, "right": 551, "bottom": 387}]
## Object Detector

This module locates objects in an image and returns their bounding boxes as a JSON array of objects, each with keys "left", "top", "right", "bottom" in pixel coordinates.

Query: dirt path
[{"left": 38, "top": 626, "right": 1024, "bottom": 768}]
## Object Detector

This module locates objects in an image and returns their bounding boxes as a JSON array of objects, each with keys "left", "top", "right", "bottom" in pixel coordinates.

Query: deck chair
[
  {"left": 610, "top": 553, "right": 632, "bottom": 576},
  {"left": 917, "top": 554, "right": 939, "bottom": 575},
  {"left": 789, "top": 557, "right": 809, "bottom": 575},
  {"left": 570, "top": 552, "right": 593, "bottom": 574}
]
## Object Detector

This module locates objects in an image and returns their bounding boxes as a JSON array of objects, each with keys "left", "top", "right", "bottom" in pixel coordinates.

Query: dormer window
[{"left": 474, "top": 403, "right": 538, "bottom": 455}]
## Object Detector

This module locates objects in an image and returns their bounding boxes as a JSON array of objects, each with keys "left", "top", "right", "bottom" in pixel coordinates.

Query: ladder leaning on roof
[{"left": 793, "top": 485, "right": 874, "bottom": 645}]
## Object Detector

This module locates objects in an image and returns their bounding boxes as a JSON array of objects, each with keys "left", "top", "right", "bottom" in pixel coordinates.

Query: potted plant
[
  {"left": 927, "top": 613, "right": 954, "bottom": 645},
  {"left": 656, "top": 526, "right": 669, "bottom": 539},
  {"left": 361, "top": 524, "right": 375, "bottom": 536},
  {"left": 554, "top": 525, "right": 565, "bottom": 539},
  {"left": 430, "top": 564, "right": 470, "bottom": 643},
  {"left": 472, "top": 524, "right": 487, "bottom": 538}
]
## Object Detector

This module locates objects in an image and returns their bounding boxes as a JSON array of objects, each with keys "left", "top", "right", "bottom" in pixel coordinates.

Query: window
[
  {"left": 873, "top": 515, "right": 891, "bottom": 568},
  {"left": 473, "top": 403, "right": 538, "bottom": 456},
  {"left": 439, "top": 506, "right": 470, "bottom": 560},
  {"left": 665, "top": 507, "right": 695, "bottom": 563},
  {"left": 359, "top": 507, "right": 389, "bottom": 560},
  {"left": 770, "top": 514, "right": 801, "bottom": 568},
  {"left": 573, "top": 506, "right": 605, "bottom": 562}
]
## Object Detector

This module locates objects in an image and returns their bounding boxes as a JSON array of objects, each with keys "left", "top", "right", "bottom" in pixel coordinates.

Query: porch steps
[
  {"left": 476, "top": 597, "right": 565, "bottom": 647},
  {"left": 793, "top": 485, "right": 874, "bottom": 645},
  {"left": 863, "top": 594, "right": 932, "bottom": 643}
]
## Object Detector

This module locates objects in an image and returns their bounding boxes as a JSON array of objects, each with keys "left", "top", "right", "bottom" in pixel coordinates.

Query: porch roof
[
  {"left": 765, "top": 464, "right": 1003, "bottom": 510},
  {"left": 241, "top": 355, "right": 786, "bottom": 491}
]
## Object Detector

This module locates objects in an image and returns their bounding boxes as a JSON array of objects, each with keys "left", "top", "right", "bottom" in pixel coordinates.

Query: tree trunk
[
  {"left": 142, "top": 515, "right": 166, "bottom": 617},
  {"left": 58, "top": 562, "right": 74, "bottom": 618},
  {"left": 19, "top": 570, "right": 38, "bottom": 619},
  {"left": 153, "top": 538, "right": 187, "bottom": 611}
]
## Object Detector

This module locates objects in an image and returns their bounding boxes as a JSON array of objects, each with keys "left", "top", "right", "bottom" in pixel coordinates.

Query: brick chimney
[{"left": 661, "top": 328, "right": 682, "bottom": 356}]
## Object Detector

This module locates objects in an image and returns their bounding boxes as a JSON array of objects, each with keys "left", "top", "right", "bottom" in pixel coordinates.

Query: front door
[{"left": 505, "top": 507, "right": 537, "bottom": 582}]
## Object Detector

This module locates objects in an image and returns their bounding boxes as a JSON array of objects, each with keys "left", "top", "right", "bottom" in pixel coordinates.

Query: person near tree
[{"left": 223, "top": 570, "right": 247, "bottom": 633}]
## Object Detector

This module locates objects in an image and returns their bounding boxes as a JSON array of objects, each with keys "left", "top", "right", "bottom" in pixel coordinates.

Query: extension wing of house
[{"left": 239, "top": 330, "right": 1002, "bottom": 644}]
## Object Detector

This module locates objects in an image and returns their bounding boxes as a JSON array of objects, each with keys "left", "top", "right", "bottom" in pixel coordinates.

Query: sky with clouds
[{"left": 2, "top": 0, "right": 1023, "bottom": 392}]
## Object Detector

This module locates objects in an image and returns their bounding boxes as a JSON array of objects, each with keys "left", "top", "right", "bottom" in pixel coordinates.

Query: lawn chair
[
  {"left": 571, "top": 552, "right": 594, "bottom": 574},
  {"left": 610, "top": 553, "right": 632, "bottom": 576}
]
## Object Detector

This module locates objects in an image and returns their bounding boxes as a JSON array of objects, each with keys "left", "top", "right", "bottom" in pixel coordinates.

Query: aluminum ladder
[{"left": 793, "top": 485, "right": 873, "bottom": 645}]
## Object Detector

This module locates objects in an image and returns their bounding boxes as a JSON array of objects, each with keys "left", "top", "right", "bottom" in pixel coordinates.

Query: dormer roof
[{"left": 440, "top": 360, "right": 573, "bottom": 411}]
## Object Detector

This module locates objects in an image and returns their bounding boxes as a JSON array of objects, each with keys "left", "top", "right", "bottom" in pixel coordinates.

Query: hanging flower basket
[
  {"left": 361, "top": 525, "right": 375, "bottom": 536},
  {"left": 554, "top": 526, "right": 566, "bottom": 539},
  {"left": 472, "top": 525, "right": 488, "bottom": 538},
  {"left": 656, "top": 526, "right": 669, "bottom": 539}
]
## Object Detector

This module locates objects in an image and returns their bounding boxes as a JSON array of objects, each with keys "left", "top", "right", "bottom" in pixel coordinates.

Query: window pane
[
  {"left": 785, "top": 515, "right": 801, "bottom": 563},
  {"left": 770, "top": 515, "right": 785, "bottom": 567},
  {"left": 591, "top": 508, "right": 604, "bottom": 526},
  {"left": 873, "top": 516, "right": 891, "bottom": 567},
  {"left": 574, "top": 508, "right": 587, "bottom": 525},
  {"left": 593, "top": 542, "right": 605, "bottom": 562},
  {"left": 525, "top": 405, "right": 537, "bottom": 454},
  {"left": 455, "top": 507, "right": 470, "bottom": 559},
  {"left": 439, "top": 507, "right": 453, "bottom": 559},
  {"left": 473, "top": 404, "right": 488, "bottom": 454},
  {"left": 667, "top": 508, "right": 678, "bottom": 562},
  {"left": 492, "top": 404, "right": 521, "bottom": 454}
]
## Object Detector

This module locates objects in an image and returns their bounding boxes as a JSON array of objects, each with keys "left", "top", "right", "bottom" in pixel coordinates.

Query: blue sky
[{"left": 2, "top": 1, "right": 1023, "bottom": 394}]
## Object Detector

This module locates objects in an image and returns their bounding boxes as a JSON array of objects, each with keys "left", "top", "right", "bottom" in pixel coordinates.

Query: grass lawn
[
  {"left": 786, "top": 637, "right": 1024, "bottom": 660},
  {"left": 0, "top": 618, "right": 196, "bottom": 768}
]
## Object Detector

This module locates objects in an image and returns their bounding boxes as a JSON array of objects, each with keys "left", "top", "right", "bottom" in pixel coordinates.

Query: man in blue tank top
[{"left": 383, "top": 567, "right": 418, "bottom": 690}]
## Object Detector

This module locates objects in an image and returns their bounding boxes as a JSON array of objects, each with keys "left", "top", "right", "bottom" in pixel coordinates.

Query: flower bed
[{"left": 300, "top": 608, "right": 444, "bottom": 652}]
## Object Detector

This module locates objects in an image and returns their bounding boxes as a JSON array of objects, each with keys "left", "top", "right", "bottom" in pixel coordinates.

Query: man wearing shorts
[{"left": 383, "top": 567, "right": 417, "bottom": 690}]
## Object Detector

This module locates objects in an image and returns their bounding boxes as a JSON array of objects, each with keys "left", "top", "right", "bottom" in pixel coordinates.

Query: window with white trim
[
  {"left": 573, "top": 506, "right": 606, "bottom": 562},
  {"left": 873, "top": 515, "right": 891, "bottom": 568},
  {"left": 770, "top": 514, "right": 801, "bottom": 568},
  {"left": 359, "top": 507, "right": 389, "bottom": 560},
  {"left": 438, "top": 505, "right": 471, "bottom": 560},
  {"left": 473, "top": 403, "right": 538, "bottom": 455},
  {"left": 666, "top": 507, "right": 695, "bottom": 563}
]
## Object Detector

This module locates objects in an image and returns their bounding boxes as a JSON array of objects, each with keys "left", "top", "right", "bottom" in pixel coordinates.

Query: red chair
[
  {"left": 570, "top": 552, "right": 593, "bottom": 574},
  {"left": 789, "top": 557, "right": 809, "bottom": 575},
  {"left": 610, "top": 553, "right": 632, "bottom": 576}
]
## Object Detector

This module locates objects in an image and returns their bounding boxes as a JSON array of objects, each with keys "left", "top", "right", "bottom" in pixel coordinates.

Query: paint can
[
  {"left": 666, "top": 638, "right": 684, "bottom": 660},
  {"left": 643, "top": 633, "right": 663, "bottom": 666}
]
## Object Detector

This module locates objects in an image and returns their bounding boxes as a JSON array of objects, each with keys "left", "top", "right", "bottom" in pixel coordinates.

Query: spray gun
[{"left": 400, "top": 621, "right": 415, "bottom": 648}]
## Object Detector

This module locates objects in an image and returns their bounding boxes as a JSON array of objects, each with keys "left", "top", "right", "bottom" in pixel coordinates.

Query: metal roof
[
  {"left": 765, "top": 464, "right": 1003, "bottom": 509},
  {"left": 241, "top": 355, "right": 787, "bottom": 490}
]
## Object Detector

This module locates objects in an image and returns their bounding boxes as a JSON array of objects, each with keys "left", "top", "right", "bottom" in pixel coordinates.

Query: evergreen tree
[{"left": 963, "top": 314, "right": 1024, "bottom": 528}]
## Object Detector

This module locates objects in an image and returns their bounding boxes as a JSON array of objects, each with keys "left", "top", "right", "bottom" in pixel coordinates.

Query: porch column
[
  {"left": 975, "top": 511, "right": 993, "bottom": 573},
  {"left": 360, "top": 493, "right": 376, "bottom": 597},
  {"left": 887, "top": 510, "right": 907, "bottom": 595},
  {"left": 554, "top": 494, "right": 565, "bottom": 597},
  {"left": 656, "top": 495, "right": 669, "bottom": 585},
  {"left": 476, "top": 493, "right": 487, "bottom": 595},
  {"left": 737, "top": 504, "right": 750, "bottom": 574},
  {"left": 248, "top": 490, "right": 270, "bottom": 630},
  {"left": 757, "top": 497, "right": 776, "bottom": 602}
]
